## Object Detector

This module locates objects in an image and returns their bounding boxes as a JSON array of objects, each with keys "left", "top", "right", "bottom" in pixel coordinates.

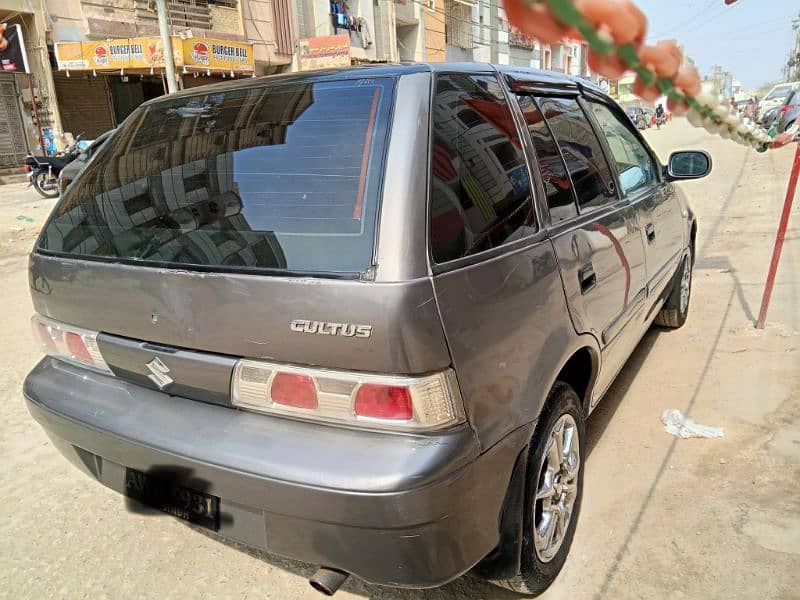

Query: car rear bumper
[{"left": 24, "top": 358, "right": 530, "bottom": 588}]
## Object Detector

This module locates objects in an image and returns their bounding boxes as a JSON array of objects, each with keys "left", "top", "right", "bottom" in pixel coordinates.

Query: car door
[
  {"left": 586, "top": 98, "right": 686, "bottom": 310},
  {"left": 427, "top": 72, "right": 576, "bottom": 449},
  {"left": 515, "top": 92, "right": 648, "bottom": 401}
]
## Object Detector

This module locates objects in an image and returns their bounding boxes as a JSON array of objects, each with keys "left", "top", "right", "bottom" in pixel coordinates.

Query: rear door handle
[
  {"left": 646, "top": 223, "right": 656, "bottom": 244},
  {"left": 579, "top": 262, "right": 597, "bottom": 294}
]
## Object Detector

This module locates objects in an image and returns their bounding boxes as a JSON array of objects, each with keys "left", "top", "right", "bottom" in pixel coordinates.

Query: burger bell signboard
[
  {"left": 0, "top": 23, "right": 31, "bottom": 74},
  {"left": 183, "top": 38, "right": 253, "bottom": 70},
  {"left": 54, "top": 37, "right": 254, "bottom": 73},
  {"left": 56, "top": 38, "right": 184, "bottom": 70}
]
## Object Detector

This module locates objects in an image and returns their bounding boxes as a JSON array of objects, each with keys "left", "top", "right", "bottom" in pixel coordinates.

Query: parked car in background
[
  {"left": 626, "top": 105, "right": 648, "bottom": 129},
  {"left": 776, "top": 88, "right": 800, "bottom": 135},
  {"left": 758, "top": 82, "right": 800, "bottom": 117},
  {"left": 58, "top": 129, "right": 116, "bottom": 195},
  {"left": 760, "top": 106, "right": 782, "bottom": 128},
  {"left": 24, "top": 64, "right": 711, "bottom": 597}
]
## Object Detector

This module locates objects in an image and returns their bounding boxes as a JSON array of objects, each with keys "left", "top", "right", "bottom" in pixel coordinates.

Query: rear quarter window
[
  {"left": 428, "top": 73, "right": 536, "bottom": 264},
  {"left": 38, "top": 77, "right": 395, "bottom": 275}
]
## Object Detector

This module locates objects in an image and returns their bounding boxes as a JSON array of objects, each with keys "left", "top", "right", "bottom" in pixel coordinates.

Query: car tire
[
  {"left": 654, "top": 248, "right": 693, "bottom": 329},
  {"left": 491, "top": 382, "right": 585, "bottom": 596}
]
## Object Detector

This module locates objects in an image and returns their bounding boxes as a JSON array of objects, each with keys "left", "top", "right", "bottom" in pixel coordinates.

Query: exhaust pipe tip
[{"left": 309, "top": 567, "right": 349, "bottom": 596}]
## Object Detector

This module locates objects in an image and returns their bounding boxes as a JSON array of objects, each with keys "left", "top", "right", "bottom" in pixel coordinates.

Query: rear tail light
[
  {"left": 354, "top": 384, "right": 413, "bottom": 420},
  {"left": 31, "top": 315, "right": 112, "bottom": 374},
  {"left": 780, "top": 105, "right": 795, "bottom": 116},
  {"left": 232, "top": 359, "right": 465, "bottom": 432},
  {"left": 270, "top": 372, "right": 318, "bottom": 409}
]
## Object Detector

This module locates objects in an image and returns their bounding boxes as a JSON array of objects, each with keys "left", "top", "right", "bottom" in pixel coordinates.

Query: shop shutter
[
  {"left": 52, "top": 72, "right": 115, "bottom": 138},
  {"left": 0, "top": 74, "right": 28, "bottom": 166}
]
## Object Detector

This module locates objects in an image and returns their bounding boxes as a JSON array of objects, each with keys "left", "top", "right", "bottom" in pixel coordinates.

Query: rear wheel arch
[
  {"left": 551, "top": 345, "right": 599, "bottom": 414},
  {"left": 473, "top": 345, "right": 598, "bottom": 584}
]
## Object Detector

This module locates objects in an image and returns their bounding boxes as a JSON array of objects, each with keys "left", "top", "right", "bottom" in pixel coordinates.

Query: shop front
[{"left": 53, "top": 36, "right": 255, "bottom": 135}]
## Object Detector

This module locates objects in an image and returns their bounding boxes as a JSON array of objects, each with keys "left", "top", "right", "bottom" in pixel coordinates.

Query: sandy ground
[{"left": 0, "top": 119, "right": 798, "bottom": 599}]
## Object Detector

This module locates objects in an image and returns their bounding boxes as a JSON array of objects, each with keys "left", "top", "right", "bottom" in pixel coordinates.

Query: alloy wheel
[{"left": 533, "top": 414, "right": 580, "bottom": 563}]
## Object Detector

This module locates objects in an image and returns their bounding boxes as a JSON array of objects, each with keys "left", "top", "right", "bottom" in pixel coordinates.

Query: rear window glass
[{"left": 38, "top": 77, "right": 395, "bottom": 275}]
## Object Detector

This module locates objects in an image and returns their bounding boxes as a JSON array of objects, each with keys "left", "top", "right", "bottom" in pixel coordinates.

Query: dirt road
[{"left": 1, "top": 119, "right": 798, "bottom": 599}]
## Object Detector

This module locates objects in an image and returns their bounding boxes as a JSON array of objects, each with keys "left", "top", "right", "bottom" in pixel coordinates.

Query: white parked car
[{"left": 759, "top": 82, "right": 800, "bottom": 119}]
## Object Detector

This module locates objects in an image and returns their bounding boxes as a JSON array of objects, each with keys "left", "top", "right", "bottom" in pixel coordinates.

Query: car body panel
[
  {"left": 30, "top": 253, "right": 451, "bottom": 375},
  {"left": 25, "top": 357, "right": 527, "bottom": 587},
  {"left": 24, "top": 63, "right": 695, "bottom": 589}
]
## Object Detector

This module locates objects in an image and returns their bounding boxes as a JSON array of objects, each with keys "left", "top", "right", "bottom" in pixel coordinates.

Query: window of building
[
  {"left": 537, "top": 96, "right": 616, "bottom": 212},
  {"left": 429, "top": 74, "right": 536, "bottom": 263},
  {"left": 444, "top": 0, "right": 474, "bottom": 50},
  {"left": 516, "top": 94, "right": 577, "bottom": 223},
  {"left": 588, "top": 101, "right": 657, "bottom": 196}
]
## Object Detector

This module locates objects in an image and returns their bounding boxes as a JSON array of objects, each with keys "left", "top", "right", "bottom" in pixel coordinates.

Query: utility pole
[{"left": 155, "top": 0, "right": 178, "bottom": 93}]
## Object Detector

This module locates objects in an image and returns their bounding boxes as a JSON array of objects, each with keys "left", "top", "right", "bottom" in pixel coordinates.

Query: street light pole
[{"left": 155, "top": 0, "right": 178, "bottom": 93}]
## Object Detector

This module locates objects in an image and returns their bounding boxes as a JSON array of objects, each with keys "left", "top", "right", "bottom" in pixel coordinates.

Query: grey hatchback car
[{"left": 25, "top": 64, "right": 710, "bottom": 596}]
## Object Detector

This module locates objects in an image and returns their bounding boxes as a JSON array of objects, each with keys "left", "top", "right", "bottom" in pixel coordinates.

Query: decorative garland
[{"left": 503, "top": 0, "right": 798, "bottom": 152}]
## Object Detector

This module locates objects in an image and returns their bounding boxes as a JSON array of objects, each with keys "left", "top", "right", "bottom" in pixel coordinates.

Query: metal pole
[
  {"left": 755, "top": 142, "right": 800, "bottom": 329},
  {"left": 155, "top": 0, "right": 178, "bottom": 94}
]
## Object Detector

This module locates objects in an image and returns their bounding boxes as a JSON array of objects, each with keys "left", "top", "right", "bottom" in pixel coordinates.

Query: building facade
[
  {"left": 1, "top": 0, "right": 600, "bottom": 164},
  {"left": 0, "top": 0, "right": 296, "bottom": 155}
]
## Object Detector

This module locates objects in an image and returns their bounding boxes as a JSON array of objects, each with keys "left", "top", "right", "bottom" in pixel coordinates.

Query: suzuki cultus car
[{"left": 25, "top": 64, "right": 710, "bottom": 596}]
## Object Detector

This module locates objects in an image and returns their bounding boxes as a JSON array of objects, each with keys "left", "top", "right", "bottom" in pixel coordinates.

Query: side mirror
[{"left": 666, "top": 150, "right": 712, "bottom": 181}]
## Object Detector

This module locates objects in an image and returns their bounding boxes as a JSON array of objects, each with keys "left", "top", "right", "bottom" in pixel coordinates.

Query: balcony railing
[{"left": 509, "top": 29, "right": 536, "bottom": 49}]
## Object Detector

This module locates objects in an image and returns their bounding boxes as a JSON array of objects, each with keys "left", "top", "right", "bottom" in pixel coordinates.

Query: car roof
[{"left": 141, "top": 63, "right": 601, "bottom": 107}]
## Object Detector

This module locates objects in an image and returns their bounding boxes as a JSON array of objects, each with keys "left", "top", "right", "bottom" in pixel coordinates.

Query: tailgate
[{"left": 30, "top": 252, "right": 450, "bottom": 376}]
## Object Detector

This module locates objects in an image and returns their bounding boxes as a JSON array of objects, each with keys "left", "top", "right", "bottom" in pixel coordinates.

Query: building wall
[
  {"left": 445, "top": 44, "right": 471, "bottom": 62},
  {"left": 242, "top": 0, "right": 294, "bottom": 70},
  {"left": 373, "top": 0, "right": 398, "bottom": 62},
  {"left": 424, "top": 0, "right": 446, "bottom": 62},
  {"left": 1, "top": 6, "right": 65, "bottom": 151},
  {"left": 211, "top": 5, "right": 243, "bottom": 35},
  {"left": 296, "top": 0, "right": 380, "bottom": 62},
  {"left": 509, "top": 44, "right": 533, "bottom": 68}
]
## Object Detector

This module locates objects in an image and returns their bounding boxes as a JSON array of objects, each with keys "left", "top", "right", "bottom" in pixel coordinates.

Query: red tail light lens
[
  {"left": 31, "top": 315, "right": 112, "bottom": 374},
  {"left": 270, "top": 372, "right": 318, "bottom": 409},
  {"left": 232, "top": 360, "right": 464, "bottom": 432},
  {"left": 780, "top": 105, "right": 794, "bottom": 116},
  {"left": 36, "top": 322, "right": 57, "bottom": 351},
  {"left": 354, "top": 384, "right": 414, "bottom": 420},
  {"left": 66, "top": 331, "right": 94, "bottom": 363}
]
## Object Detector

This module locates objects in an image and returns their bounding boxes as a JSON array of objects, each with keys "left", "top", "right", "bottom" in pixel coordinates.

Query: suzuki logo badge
[{"left": 145, "top": 357, "right": 173, "bottom": 390}]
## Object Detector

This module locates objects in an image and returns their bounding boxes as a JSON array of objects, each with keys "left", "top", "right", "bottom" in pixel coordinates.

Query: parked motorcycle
[{"left": 24, "top": 134, "right": 84, "bottom": 198}]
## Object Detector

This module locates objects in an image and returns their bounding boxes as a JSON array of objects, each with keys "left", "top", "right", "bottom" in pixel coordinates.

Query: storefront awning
[{"left": 54, "top": 36, "right": 255, "bottom": 74}]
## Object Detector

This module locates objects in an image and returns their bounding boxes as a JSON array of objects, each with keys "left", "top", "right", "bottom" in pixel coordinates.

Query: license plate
[{"left": 124, "top": 468, "right": 220, "bottom": 531}]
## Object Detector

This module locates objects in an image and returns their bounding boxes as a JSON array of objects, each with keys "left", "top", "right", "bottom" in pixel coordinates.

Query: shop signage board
[
  {"left": 297, "top": 34, "right": 351, "bottom": 71},
  {"left": 182, "top": 38, "right": 254, "bottom": 71},
  {"left": 0, "top": 23, "right": 31, "bottom": 74},
  {"left": 55, "top": 37, "right": 254, "bottom": 73}
]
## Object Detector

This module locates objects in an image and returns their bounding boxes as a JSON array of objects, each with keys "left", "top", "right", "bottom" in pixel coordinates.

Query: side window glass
[
  {"left": 429, "top": 74, "right": 536, "bottom": 263},
  {"left": 537, "top": 96, "right": 616, "bottom": 212},
  {"left": 516, "top": 94, "right": 578, "bottom": 223},
  {"left": 589, "top": 101, "right": 657, "bottom": 196}
]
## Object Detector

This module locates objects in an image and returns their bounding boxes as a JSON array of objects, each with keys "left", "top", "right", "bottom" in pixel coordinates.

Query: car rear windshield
[{"left": 38, "top": 77, "right": 395, "bottom": 275}]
